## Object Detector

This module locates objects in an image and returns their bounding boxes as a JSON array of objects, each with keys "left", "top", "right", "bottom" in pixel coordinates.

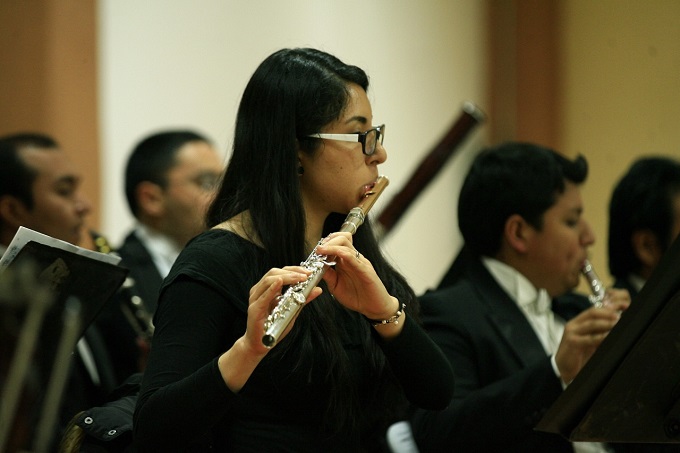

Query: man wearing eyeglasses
[{"left": 95, "top": 130, "right": 225, "bottom": 384}]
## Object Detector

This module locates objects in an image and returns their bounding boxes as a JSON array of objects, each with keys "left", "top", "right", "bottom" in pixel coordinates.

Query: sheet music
[{"left": 0, "top": 226, "right": 121, "bottom": 272}]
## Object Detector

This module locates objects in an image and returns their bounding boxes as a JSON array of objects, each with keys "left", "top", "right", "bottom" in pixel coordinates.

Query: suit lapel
[
  {"left": 467, "top": 258, "right": 549, "bottom": 367},
  {"left": 118, "top": 232, "right": 164, "bottom": 313}
]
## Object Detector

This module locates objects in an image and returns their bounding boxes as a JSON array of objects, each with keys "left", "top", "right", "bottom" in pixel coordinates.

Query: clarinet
[
  {"left": 262, "top": 176, "right": 390, "bottom": 348},
  {"left": 118, "top": 277, "right": 155, "bottom": 340},
  {"left": 89, "top": 230, "right": 155, "bottom": 339},
  {"left": 374, "top": 102, "right": 485, "bottom": 241},
  {"left": 581, "top": 259, "right": 606, "bottom": 308}
]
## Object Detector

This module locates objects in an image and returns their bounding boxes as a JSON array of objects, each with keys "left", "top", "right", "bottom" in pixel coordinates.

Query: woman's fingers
[{"left": 249, "top": 266, "right": 310, "bottom": 303}]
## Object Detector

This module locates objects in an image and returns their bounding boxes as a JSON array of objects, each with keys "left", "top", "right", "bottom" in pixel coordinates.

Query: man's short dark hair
[
  {"left": 0, "top": 132, "right": 59, "bottom": 208},
  {"left": 608, "top": 156, "right": 680, "bottom": 279},
  {"left": 458, "top": 142, "right": 588, "bottom": 257},
  {"left": 124, "top": 130, "right": 209, "bottom": 218}
]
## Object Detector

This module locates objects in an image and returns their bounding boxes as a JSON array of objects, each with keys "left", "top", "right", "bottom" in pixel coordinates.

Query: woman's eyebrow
[{"left": 343, "top": 115, "right": 368, "bottom": 126}]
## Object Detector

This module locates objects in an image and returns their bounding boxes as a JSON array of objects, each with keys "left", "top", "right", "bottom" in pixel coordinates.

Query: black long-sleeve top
[{"left": 134, "top": 230, "right": 454, "bottom": 452}]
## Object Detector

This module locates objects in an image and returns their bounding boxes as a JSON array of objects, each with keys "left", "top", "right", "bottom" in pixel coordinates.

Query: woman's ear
[{"left": 297, "top": 151, "right": 310, "bottom": 176}]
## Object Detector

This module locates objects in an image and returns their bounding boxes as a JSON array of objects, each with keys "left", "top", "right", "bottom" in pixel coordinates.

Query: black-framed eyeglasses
[{"left": 307, "top": 124, "right": 385, "bottom": 156}]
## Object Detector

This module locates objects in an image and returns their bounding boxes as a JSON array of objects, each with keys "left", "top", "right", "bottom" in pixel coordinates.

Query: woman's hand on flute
[
  {"left": 315, "top": 232, "right": 406, "bottom": 339},
  {"left": 218, "top": 266, "right": 319, "bottom": 392}
]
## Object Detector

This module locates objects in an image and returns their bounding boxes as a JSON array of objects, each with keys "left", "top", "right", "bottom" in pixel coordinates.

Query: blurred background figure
[
  {"left": 0, "top": 132, "right": 117, "bottom": 451},
  {"left": 96, "top": 130, "right": 224, "bottom": 383},
  {"left": 608, "top": 156, "right": 680, "bottom": 297},
  {"left": 0, "top": 133, "right": 92, "bottom": 249}
]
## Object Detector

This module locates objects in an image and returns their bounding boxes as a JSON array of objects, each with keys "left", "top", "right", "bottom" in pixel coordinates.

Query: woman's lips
[{"left": 360, "top": 179, "right": 379, "bottom": 200}]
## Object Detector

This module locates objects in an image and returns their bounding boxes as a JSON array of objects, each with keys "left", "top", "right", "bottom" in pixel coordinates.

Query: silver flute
[
  {"left": 581, "top": 259, "right": 606, "bottom": 308},
  {"left": 262, "top": 175, "right": 390, "bottom": 348}
]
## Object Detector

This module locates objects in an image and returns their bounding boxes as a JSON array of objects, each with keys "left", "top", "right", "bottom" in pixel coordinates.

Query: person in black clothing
[
  {"left": 95, "top": 130, "right": 223, "bottom": 383},
  {"left": 608, "top": 156, "right": 680, "bottom": 297},
  {"left": 410, "top": 142, "right": 631, "bottom": 452},
  {"left": 133, "top": 47, "right": 454, "bottom": 452},
  {"left": 605, "top": 157, "right": 680, "bottom": 453}
]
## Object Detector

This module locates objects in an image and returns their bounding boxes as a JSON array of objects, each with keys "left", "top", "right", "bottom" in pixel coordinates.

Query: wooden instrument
[{"left": 374, "top": 102, "right": 485, "bottom": 240}]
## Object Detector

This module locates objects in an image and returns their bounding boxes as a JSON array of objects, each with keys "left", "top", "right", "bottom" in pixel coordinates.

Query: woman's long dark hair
[{"left": 206, "top": 48, "right": 418, "bottom": 440}]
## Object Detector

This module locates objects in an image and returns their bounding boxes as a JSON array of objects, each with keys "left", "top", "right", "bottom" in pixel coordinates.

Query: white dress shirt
[
  {"left": 133, "top": 223, "right": 182, "bottom": 279},
  {"left": 482, "top": 257, "right": 564, "bottom": 355},
  {"left": 628, "top": 273, "right": 646, "bottom": 293}
]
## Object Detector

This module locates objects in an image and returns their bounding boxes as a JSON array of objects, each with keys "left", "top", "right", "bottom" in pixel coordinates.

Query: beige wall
[
  {"left": 488, "top": 0, "right": 562, "bottom": 148},
  {"left": 0, "top": 0, "right": 101, "bottom": 236},
  {"left": 560, "top": 0, "right": 680, "bottom": 287},
  {"left": 488, "top": 0, "right": 680, "bottom": 290}
]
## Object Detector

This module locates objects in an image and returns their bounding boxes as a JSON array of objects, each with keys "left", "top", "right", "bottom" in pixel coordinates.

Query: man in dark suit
[
  {"left": 410, "top": 142, "right": 630, "bottom": 452},
  {"left": 608, "top": 156, "right": 680, "bottom": 298},
  {"left": 96, "top": 130, "right": 224, "bottom": 382}
]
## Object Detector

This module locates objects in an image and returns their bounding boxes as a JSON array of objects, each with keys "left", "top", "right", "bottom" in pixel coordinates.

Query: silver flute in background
[
  {"left": 262, "top": 175, "right": 390, "bottom": 348},
  {"left": 582, "top": 259, "right": 606, "bottom": 308}
]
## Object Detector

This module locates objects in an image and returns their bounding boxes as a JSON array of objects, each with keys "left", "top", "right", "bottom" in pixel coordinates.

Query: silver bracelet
[{"left": 366, "top": 302, "right": 406, "bottom": 327}]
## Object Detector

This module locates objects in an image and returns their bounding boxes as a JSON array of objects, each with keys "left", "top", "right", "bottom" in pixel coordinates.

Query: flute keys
[{"left": 292, "top": 292, "right": 306, "bottom": 305}]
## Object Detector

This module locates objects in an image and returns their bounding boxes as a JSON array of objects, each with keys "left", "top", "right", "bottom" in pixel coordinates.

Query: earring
[{"left": 297, "top": 166, "right": 304, "bottom": 175}]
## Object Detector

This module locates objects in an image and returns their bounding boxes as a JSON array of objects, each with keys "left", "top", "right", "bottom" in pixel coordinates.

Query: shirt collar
[
  {"left": 628, "top": 273, "right": 646, "bottom": 292},
  {"left": 481, "top": 256, "right": 551, "bottom": 313},
  {"left": 133, "top": 223, "right": 181, "bottom": 278}
]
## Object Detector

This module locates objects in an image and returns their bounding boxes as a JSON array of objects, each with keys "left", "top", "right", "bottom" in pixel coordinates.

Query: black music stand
[
  {"left": 535, "top": 234, "right": 680, "bottom": 444},
  {"left": 5, "top": 240, "right": 128, "bottom": 340},
  {"left": 0, "top": 240, "right": 127, "bottom": 451}
]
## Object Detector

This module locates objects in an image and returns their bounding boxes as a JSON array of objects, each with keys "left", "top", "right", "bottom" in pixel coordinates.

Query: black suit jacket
[
  {"left": 95, "top": 231, "right": 163, "bottom": 384},
  {"left": 411, "top": 255, "right": 590, "bottom": 452},
  {"left": 116, "top": 231, "right": 164, "bottom": 314},
  {"left": 60, "top": 326, "right": 117, "bottom": 418},
  {"left": 613, "top": 276, "right": 639, "bottom": 299}
]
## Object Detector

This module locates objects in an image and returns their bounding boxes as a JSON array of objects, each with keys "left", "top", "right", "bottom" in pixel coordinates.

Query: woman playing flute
[{"left": 133, "top": 47, "right": 454, "bottom": 452}]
